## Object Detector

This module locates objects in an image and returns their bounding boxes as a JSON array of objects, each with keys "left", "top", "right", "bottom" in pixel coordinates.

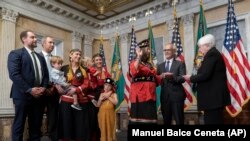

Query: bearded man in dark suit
[{"left": 8, "top": 30, "right": 49, "bottom": 141}]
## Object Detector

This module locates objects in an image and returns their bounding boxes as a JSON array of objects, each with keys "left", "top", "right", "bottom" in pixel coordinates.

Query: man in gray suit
[{"left": 157, "top": 43, "right": 186, "bottom": 125}]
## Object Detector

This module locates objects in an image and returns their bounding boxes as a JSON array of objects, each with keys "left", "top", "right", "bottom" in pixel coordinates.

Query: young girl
[
  {"left": 81, "top": 57, "right": 99, "bottom": 89},
  {"left": 97, "top": 78, "right": 118, "bottom": 141}
]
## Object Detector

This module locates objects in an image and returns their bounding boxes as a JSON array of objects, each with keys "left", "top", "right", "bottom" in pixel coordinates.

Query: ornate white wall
[{"left": 0, "top": 7, "right": 18, "bottom": 115}]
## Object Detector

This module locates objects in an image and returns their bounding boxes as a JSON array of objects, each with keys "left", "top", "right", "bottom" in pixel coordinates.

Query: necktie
[
  {"left": 31, "top": 51, "right": 40, "bottom": 86},
  {"left": 165, "top": 60, "right": 170, "bottom": 72}
]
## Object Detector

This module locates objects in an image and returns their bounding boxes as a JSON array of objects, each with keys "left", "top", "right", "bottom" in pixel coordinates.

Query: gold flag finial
[
  {"left": 148, "top": 19, "right": 151, "bottom": 27},
  {"left": 200, "top": 0, "right": 203, "bottom": 5},
  {"left": 173, "top": 3, "right": 177, "bottom": 18}
]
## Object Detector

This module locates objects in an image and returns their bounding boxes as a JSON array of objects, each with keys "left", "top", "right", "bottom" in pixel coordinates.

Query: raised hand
[{"left": 135, "top": 47, "right": 143, "bottom": 59}]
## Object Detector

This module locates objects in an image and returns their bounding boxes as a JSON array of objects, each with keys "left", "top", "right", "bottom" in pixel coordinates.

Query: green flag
[
  {"left": 194, "top": 0, "right": 208, "bottom": 71},
  {"left": 111, "top": 35, "right": 125, "bottom": 111},
  {"left": 192, "top": 0, "right": 208, "bottom": 94},
  {"left": 148, "top": 20, "right": 161, "bottom": 112}
]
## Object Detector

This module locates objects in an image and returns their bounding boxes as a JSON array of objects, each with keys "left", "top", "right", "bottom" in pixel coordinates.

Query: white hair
[{"left": 198, "top": 34, "right": 215, "bottom": 48}]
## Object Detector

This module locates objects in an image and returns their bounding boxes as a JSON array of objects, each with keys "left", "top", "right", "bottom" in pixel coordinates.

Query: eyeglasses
[{"left": 163, "top": 49, "right": 172, "bottom": 52}]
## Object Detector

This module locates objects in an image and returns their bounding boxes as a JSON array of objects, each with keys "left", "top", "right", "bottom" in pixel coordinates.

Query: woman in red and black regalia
[
  {"left": 58, "top": 49, "right": 91, "bottom": 141},
  {"left": 87, "top": 53, "right": 111, "bottom": 141},
  {"left": 129, "top": 39, "right": 162, "bottom": 124},
  {"left": 92, "top": 53, "right": 111, "bottom": 94}
]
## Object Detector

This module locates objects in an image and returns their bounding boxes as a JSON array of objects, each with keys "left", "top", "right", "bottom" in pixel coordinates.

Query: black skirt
[
  {"left": 130, "top": 100, "right": 157, "bottom": 123},
  {"left": 58, "top": 101, "right": 89, "bottom": 140}
]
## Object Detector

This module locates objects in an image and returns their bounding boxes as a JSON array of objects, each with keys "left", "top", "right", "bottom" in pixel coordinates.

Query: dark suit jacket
[
  {"left": 8, "top": 47, "right": 49, "bottom": 100},
  {"left": 157, "top": 59, "right": 186, "bottom": 102},
  {"left": 190, "top": 47, "right": 231, "bottom": 110},
  {"left": 39, "top": 51, "right": 50, "bottom": 62},
  {"left": 39, "top": 52, "right": 46, "bottom": 60}
]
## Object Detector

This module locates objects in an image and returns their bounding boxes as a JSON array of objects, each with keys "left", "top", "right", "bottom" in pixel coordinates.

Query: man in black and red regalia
[{"left": 129, "top": 39, "right": 163, "bottom": 124}]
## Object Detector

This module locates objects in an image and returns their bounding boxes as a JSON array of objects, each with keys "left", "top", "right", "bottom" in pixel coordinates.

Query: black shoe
[{"left": 71, "top": 104, "right": 82, "bottom": 110}]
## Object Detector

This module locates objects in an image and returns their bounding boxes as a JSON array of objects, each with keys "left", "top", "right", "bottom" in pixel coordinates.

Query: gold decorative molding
[{"left": 72, "top": 0, "right": 133, "bottom": 14}]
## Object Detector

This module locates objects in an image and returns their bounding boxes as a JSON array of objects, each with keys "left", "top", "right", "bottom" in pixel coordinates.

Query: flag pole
[
  {"left": 100, "top": 30, "right": 103, "bottom": 44},
  {"left": 172, "top": 2, "right": 177, "bottom": 49},
  {"left": 99, "top": 29, "right": 108, "bottom": 72},
  {"left": 200, "top": 0, "right": 207, "bottom": 36},
  {"left": 171, "top": 0, "right": 195, "bottom": 111},
  {"left": 129, "top": 16, "right": 136, "bottom": 29},
  {"left": 229, "top": 0, "right": 236, "bottom": 74},
  {"left": 148, "top": 19, "right": 153, "bottom": 64},
  {"left": 115, "top": 26, "right": 119, "bottom": 39}
]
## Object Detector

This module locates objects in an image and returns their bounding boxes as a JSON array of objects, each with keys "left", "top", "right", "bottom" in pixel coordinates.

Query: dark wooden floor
[{"left": 116, "top": 130, "right": 127, "bottom": 141}]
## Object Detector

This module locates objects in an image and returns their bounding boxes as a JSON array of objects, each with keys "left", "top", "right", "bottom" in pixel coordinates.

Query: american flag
[
  {"left": 124, "top": 26, "right": 138, "bottom": 113},
  {"left": 171, "top": 9, "right": 194, "bottom": 110},
  {"left": 222, "top": 0, "right": 250, "bottom": 117},
  {"left": 99, "top": 38, "right": 108, "bottom": 71}
]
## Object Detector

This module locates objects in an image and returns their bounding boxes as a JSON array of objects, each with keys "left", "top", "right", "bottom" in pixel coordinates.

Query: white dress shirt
[
  {"left": 24, "top": 47, "right": 42, "bottom": 84},
  {"left": 165, "top": 58, "right": 174, "bottom": 72},
  {"left": 42, "top": 50, "right": 52, "bottom": 81}
]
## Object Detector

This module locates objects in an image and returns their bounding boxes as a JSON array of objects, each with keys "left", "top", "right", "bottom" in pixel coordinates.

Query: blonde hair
[
  {"left": 69, "top": 49, "right": 82, "bottom": 62},
  {"left": 81, "top": 57, "right": 93, "bottom": 68},
  {"left": 67, "top": 49, "right": 87, "bottom": 82},
  {"left": 50, "top": 56, "right": 63, "bottom": 65}
]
